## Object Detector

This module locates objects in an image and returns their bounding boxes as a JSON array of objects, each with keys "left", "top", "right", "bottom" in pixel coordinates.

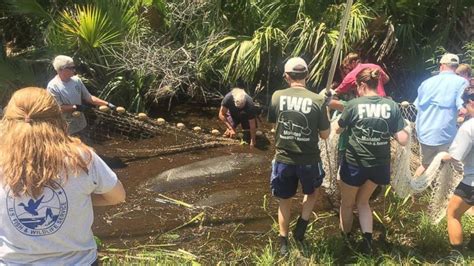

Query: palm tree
[{"left": 202, "top": 0, "right": 373, "bottom": 95}]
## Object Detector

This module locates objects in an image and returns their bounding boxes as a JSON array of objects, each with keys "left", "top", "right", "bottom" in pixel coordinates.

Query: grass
[{"left": 98, "top": 192, "right": 474, "bottom": 265}]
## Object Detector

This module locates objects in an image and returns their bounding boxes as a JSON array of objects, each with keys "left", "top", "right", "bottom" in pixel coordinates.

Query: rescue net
[
  {"left": 320, "top": 103, "right": 463, "bottom": 224},
  {"left": 83, "top": 108, "right": 237, "bottom": 157}
]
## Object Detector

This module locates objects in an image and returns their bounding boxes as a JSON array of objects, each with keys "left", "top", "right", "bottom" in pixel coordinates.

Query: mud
[
  {"left": 194, "top": 190, "right": 243, "bottom": 207},
  {"left": 91, "top": 106, "right": 336, "bottom": 260}
]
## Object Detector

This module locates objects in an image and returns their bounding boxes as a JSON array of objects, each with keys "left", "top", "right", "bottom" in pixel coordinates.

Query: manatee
[
  {"left": 194, "top": 190, "right": 242, "bottom": 207},
  {"left": 144, "top": 153, "right": 265, "bottom": 192}
]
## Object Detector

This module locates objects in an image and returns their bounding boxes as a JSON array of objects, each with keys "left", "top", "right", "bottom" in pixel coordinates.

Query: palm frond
[{"left": 5, "top": 0, "right": 52, "bottom": 21}]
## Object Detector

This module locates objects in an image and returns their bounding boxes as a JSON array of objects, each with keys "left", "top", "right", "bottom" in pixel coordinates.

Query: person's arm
[
  {"left": 319, "top": 128, "right": 330, "bottom": 139},
  {"left": 335, "top": 121, "right": 345, "bottom": 134},
  {"left": 88, "top": 150, "right": 126, "bottom": 206},
  {"left": 388, "top": 103, "right": 409, "bottom": 146},
  {"left": 78, "top": 78, "right": 113, "bottom": 108},
  {"left": 442, "top": 152, "right": 464, "bottom": 173},
  {"left": 335, "top": 101, "right": 352, "bottom": 134},
  {"left": 394, "top": 127, "right": 409, "bottom": 146},
  {"left": 87, "top": 95, "right": 109, "bottom": 107},
  {"left": 442, "top": 153, "right": 453, "bottom": 162},
  {"left": 328, "top": 99, "right": 345, "bottom": 112},
  {"left": 318, "top": 104, "right": 331, "bottom": 139},
  {"left": 92, "top": 180, "right": 126, "bottom": 206},
  {"left": 218, "top": 106, "right": 236, "bottom": 135},
  {"left": 60, "top": 105, "right": 77, "bottom": 113}
]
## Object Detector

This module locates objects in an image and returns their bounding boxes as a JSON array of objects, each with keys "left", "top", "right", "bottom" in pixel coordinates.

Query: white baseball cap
[
  {"left": 284, "top": 57, "right": 308, "bottom": 73},
  {"left": 439, "top": 53, "right": 459, "bottom": 65}
]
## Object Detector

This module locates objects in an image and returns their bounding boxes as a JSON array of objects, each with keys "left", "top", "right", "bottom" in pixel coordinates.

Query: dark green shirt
[
  {"left": 338, "top": 96, "right": 405, "bottom": 167},
  {"left": 268, "top": 87, "right": 330, "bottom": 165}
]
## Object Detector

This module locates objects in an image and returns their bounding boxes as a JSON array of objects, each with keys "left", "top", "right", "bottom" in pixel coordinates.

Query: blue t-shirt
[{"left": 414, "top": 71, "right": 468, "bottom": 146}]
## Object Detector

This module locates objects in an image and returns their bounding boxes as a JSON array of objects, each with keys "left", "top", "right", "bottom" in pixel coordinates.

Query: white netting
[
  {"left": 320, "top": 118, "right": 340, "bottom": 196},
  {"left": 391, "top": 127, "right": 463, "bottom": 223},
  {"left": 321, "top": 103, "right": 464, "bottom": 224}
]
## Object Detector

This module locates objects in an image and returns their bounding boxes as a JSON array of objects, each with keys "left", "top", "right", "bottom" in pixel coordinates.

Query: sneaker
[
  {"left": 279, "top": 236, "right": 289, "bottom": 256},
  {"left": 360, "top": 238, "right": 373, "bottom": 255},
  {"left": 448, "top": 247, "right": 464, "bottom": 262},
  {"left": 360, "top": 233, "right": 373, "bottom": 256},
  {"left": 467, "top": 236, "right": 474, "bottom": 251},
  {"left": 293, "top": 217, "right": 309, "bottom": 242},
  {"left": 341, "top": 232, "right": 355, "bottom": 248}
]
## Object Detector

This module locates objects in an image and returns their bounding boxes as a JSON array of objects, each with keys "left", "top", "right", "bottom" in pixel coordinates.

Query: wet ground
[{"left": 90, "top": 106, "right": 337, "bottom": 261}]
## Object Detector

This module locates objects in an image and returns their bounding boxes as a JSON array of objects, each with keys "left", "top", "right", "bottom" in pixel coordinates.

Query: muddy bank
[{"left": 90, "top": 106, "right": 336, "bottom": 259}]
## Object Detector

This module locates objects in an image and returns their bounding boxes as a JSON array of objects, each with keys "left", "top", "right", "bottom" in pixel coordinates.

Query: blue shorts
[
  {"left": 339, "top": 159, "right": 390, "bottom": 187},
  {"left": 270, "top": 161, "right": 325, "bottom": 199},
  {"left": 454, "top": 182, "right": 474, "bottom": 205}
]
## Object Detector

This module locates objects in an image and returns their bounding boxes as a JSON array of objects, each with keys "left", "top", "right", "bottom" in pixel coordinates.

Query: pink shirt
[{"left": 336, "top": 63, "right": 388, "bottom": 96}]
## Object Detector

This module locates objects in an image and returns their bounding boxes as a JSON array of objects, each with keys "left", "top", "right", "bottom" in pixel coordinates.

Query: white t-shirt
[
  {"left": 449, "top": 118, "right": 474, "bottom": 186},
  {"left": 47, "top": 76, "right": 93, "bottom": 134},
  {"left": 0, "top": 150, "right": 118, "bottom": 265}
]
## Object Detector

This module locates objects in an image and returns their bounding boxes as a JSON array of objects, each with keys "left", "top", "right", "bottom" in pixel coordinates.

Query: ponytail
[{"left": 356, "top": 67, "right": 380, "bottom": 90}]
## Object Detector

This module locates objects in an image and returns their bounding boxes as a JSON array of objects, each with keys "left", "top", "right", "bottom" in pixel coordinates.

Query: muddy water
[{"left": 91, "top": 106, "right": 336, "bottom": 260}]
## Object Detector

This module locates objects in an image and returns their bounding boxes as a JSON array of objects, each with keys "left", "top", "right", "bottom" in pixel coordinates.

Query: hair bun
[{"left": 370, "top": 69, "right": 380, "bottom": 79}]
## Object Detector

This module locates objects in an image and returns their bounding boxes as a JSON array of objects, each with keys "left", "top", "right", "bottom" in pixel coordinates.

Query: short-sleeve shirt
[
  {"left": 47, "top": 76, "right": 93, "bottom": 134},
  {"left": 449, "top": 118, "right": 474, "bottom": 186},
  {"left": 221, "top": 92, "right": 256, "bottom": 120},
  {"left": 414, "top": 71, "right": 468, "bottom": 146},
  {"left": 268, "top": 87, "right": 330, "bottom": 165},
  {"left": 0, "top": 150, "right": 118, "bottom": 265},
  {"left": 336, "top": 63, "right": 388, "bottom": 97},
  {"left": 338, "top": 96, "right": 405, "bottom": 167}
]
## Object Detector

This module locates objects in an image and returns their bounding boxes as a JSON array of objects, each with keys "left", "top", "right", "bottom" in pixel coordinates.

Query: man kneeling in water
[
  {"left": 219, "top": 88, "right": 258, "bottom": 146},
  {"left": 443, "top": 87, "right": 474, "bottom": 253}
]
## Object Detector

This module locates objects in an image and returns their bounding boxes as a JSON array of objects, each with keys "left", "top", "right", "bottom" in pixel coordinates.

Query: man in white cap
[
  {"left": 47, "top": 55, "right": 116, "bottom": 136},
  {"left": 414, "top": 53, "right": 469, "bottom": 176},
  {"left": 219, "top": 87, "right": 258, "bottom": 146},
  {"left": 268, "top": 57, "right": 330, "bottom": 255}
]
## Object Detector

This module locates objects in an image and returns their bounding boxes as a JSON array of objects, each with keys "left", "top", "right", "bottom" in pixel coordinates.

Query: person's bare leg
[
  {"left": 278, "top": 198, "right": 292, "bottom": 237},
  {"left": 339, "top": 181, "right": 359, "bottom": 233},
  {"left": 447, "top": 195, "right": 471, "bottom": 246},
  {"left": 301, "top": 189, "right": 318, "bottom": 220},
  {"left": 355, "top": 180, "right": 378, "bottom": 233}
]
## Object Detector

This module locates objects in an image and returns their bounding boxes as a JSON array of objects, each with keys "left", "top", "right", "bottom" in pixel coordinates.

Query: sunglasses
[{"left": 63, "top": 66, "right": 76, "bottom": 70}]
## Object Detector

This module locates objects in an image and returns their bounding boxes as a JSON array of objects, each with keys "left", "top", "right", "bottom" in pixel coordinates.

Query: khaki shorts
[{"left": 420, "top": 143, "right": 450, "bottom": 166}]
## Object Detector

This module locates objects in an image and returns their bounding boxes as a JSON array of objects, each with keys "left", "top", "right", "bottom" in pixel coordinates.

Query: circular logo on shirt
[{"left": 6, "top": 181, "right": 68, "bottom": 236}]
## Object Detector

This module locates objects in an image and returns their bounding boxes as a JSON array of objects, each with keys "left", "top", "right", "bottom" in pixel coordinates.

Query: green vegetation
[
  {"left": 97, "top": 188, "right": 474, "bottom": 264},
  {"left": 1, "top": 0, "right": 473, "bottom": 108}
]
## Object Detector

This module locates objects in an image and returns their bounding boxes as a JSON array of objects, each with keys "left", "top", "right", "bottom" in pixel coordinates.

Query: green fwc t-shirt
[
  {"left": 268, "top": 87, "right": 330, "bottom": 165},
  {"left": 338, "top": 96, "right": 405, "bottom": 167}
]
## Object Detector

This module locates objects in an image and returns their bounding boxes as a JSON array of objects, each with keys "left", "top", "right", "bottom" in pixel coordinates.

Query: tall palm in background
[
  {"left": 201, "top": 0, "right": 372, "bottom": 94},
  {"left": 1, "top": 0, "right": 473, "bottom": 107}
]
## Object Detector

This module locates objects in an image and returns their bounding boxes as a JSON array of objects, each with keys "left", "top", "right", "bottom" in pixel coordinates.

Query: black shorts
[
  {"left": 270, "top": 160, "right": 325, "bottom": 199},
  {"left": 339, "top": 159, "right": 390, "bottom": 187},
  {"left": 454, "top": 182, "right": 474, "bottom": 205}
]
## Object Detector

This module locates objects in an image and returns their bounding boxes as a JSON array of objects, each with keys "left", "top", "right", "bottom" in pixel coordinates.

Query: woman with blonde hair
[
  {"left": 336, "top": 68, "right": 409, "bottom": 254},
  {"left": 0, "top": 87, "right": 125, "bottom": 265}
]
